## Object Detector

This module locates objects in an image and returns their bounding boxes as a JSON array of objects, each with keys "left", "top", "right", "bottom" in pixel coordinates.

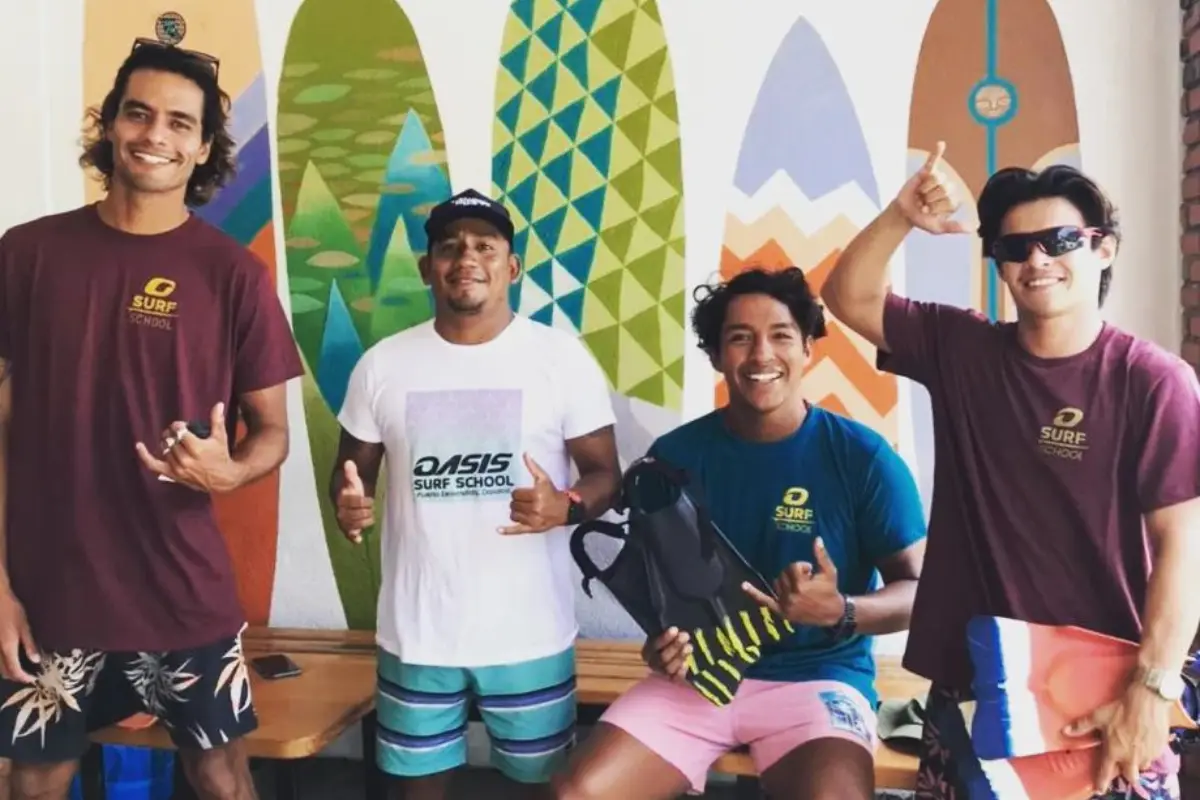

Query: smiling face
[
  {"left": 995, "top": 197, "right": 1115, "bottom": 320},
  {"left": 106, "top": 68, "right": 211, "bottom": 201},
  {"left": 419, "top": 218, "right": 519, "bottom": 316},
  {"left": 713, "top": 293, "right": 812, "bottom": 416}
]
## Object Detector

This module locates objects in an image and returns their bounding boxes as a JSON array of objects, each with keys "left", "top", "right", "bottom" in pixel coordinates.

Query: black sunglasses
[
  {"left": 990, "top": 225, "right": 1103, "bottom": 264},
  {"left": 130, "top": 38, "right": 220, "bottom": 81}
]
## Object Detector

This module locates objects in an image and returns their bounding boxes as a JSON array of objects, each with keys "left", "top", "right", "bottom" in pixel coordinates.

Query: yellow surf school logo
[
  {"left": 127, "top": 277, "right": 179, "bottom": 331},
  {"left": 773, "top": 486, "right": 814, "bottom": 533}
]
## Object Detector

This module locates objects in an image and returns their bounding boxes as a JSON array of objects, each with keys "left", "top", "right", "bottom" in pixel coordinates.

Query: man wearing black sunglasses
[
  {"left": 822, "top": 142, "right": 1200, "bottom": 799},
  {"left": 0, "top": 38, "right": 302, "bottom": 800}
]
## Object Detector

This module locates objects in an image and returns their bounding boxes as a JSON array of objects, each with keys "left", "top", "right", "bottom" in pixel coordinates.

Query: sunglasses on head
[
  {"left": 989, "top": 225, "right": 1103, "bottom": 263},
  {"left": 130, "top": 38, "right": 220, "bottom": 81}
]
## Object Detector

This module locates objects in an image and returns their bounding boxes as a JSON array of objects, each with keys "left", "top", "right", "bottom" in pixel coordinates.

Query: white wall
[{"left": 0, "top": 0, "right": 1182, "bottom": 761}]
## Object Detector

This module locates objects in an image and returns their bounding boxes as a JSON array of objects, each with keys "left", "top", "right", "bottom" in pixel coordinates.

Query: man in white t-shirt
[{"left": 331, "top": 188, "right": 622, "bottom": 798}]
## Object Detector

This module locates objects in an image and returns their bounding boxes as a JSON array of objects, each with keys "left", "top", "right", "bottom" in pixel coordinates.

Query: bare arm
[
  {"left": 847, "top": 539, "right": 924, "bottom": 636},
  {"left": 563, "top": 424, "right": 622, "bottom": 521},
  {"left": 1137, "top": 497, "right": 1200, "bottom": 680},
  {"left": 225, "top": 383, "right": 292, "bottom": 490},
  {"left": 822, "top": 141, "right": 975, "bottom": 352},
  {"left": 1065, "top": 497, "right": 1200, "bottom": 787},
  {"left": 821, "top": 203, "right": 914, "bottom": 352},
  {"left": 329, "top": 429, "right": 385, "bottom": 503}
]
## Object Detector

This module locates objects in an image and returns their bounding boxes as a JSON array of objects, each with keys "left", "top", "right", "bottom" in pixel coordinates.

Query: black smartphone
[
  {"left": 250, "top": 653, "right": 302, "bottom": 680},
  {"left": 185, "top": 420, "right": 212, "bottom": 439}
]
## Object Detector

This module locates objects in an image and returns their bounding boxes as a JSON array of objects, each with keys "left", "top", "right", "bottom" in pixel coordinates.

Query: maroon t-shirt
[
  {"left": 879, "top": 292, "right": 1200, "bottom": 690},
  {"left": 0, "top": 204, "right": 303, "bottom": 652}
]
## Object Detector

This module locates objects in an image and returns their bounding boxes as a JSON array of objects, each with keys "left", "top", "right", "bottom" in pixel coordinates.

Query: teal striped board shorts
[{"left": 375, "top": 646, "right": 577, "bottom": 783}]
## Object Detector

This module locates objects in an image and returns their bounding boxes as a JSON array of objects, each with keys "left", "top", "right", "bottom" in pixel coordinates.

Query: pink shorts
[{"left": 600, "top": 674, "right": 877, "bottom": 793}]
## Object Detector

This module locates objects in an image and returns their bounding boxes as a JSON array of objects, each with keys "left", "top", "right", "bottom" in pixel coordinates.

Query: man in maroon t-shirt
[
  {"left": 822, "top": 141, "right": 1200, "bottom": 799},
  {"left": 0, "top": 41, "right": 302, "bottom": 799}
]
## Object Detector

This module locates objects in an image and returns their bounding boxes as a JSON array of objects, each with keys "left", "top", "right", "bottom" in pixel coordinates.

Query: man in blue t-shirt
[{"left": 551, "top": 267, "right": 927, "bottom": 800}]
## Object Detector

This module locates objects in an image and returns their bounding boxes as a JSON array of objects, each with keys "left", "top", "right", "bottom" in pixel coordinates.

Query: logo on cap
[{"left": 453, "top": 197, "right": 492, "bottom": 208}]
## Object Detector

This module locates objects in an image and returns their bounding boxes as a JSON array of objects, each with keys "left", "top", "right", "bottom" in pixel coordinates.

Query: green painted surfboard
[
  {"left": 491, "top": 0, "right": 686, "bottom": 412},
  {"left": 276, "top": 0, "right": 450, "bottom": 628}
]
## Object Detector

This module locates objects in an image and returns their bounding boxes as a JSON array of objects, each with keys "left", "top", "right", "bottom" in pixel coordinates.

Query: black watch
[
  {"left": 827, "top": 595, "right": 857, "bottom": 641},
  {"left": 565, "top": 489, "right": 586, "bottom": 525}
]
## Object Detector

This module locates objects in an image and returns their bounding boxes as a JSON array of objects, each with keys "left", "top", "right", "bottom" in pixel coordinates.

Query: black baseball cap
[{"left": 423, "top": 188, "right": 515, "bottom": 247}]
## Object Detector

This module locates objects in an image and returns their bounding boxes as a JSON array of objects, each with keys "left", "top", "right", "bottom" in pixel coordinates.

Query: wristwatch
[
  {"left": 564, "top": 489, "right": 586, "bottom": 525},
  {"left": 1135, "top": 664, "right": 1186, "bottom": 702},
  {"left": 827, "top": 594, "right": 857, "bottom": 641}
]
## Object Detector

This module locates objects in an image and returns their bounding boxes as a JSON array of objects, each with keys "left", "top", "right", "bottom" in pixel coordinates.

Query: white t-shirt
[{"left": 337, "top": 315, "right": 616, "bottom": 667}]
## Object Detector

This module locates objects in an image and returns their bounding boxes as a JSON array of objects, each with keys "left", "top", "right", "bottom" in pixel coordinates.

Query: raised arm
[{"left": 821, "top": 141, "right": 975, "bottom": 351}]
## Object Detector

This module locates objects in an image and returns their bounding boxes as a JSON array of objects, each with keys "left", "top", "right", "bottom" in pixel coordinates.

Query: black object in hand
[{"left": 185, "top": 420, "right": 212, "bottom": 439}]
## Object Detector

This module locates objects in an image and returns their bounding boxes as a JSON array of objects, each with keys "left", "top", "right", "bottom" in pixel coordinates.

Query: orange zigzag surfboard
[
  {"left": 82, "top": 5, "right": 282, "bottom": 624},
  {"left": 719, "top": 17, "right": 896, "bottom": 445}
]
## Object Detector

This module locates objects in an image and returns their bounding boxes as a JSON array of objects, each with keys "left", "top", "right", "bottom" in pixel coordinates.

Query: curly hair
[
  {"left": 691, "top": 267, "right": 828, "bottom": 355},
  {"left": 977, "top": 164, "right": 1121, "bottom": 308},
  {"left": 79, "top": 43, "right": 236, "bottom": 207}
]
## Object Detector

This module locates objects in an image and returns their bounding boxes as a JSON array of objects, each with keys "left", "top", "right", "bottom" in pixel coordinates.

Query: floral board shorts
[
  {"left": 914, "top": 684, "right": 1181, "bottom": 800},
  {"left": 0, "top": 625, "right": 257, "bottom": 763}
]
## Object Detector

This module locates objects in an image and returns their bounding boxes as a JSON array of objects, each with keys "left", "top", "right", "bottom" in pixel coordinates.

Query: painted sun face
[{"left": 973, "top": 84, "right": 1013, "bottom": 120}]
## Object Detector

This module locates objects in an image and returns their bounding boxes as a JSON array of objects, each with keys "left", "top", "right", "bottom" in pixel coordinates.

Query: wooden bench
[
  {"left": 84, "top": 628, "right": 926, "bottom": 797},
  {"left": 574, "top": 639, "right": 928, "bottom": 792},
  {"left": 84, "top": 627, "right": 382, "bottom": 800}
]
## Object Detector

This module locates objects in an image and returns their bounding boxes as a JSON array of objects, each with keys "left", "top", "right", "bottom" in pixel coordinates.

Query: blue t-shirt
[{"left": 647, "top": 405, "right": 926, "bottom": 708}]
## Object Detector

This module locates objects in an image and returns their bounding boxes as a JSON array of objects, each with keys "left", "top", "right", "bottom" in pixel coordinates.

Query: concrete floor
[
  {"left": 250, "top": 758, "right": 915, "bottom": 799},
  {"left": 251, "top": 759, "right": 741, "bottom": 798}
]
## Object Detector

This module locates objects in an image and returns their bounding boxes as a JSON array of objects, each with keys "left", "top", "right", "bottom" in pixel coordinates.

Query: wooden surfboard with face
[{"left": 903, "top": 0, "right": 1081, "bottom": 506}]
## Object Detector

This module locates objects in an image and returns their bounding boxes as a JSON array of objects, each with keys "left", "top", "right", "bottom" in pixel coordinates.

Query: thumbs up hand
[
  {"left": 893, "top": 141, "right": 978, "bottom": 235},
  {"left": 336, "top": 460, "right": 374, "bottom": 544},
  {"left": 498, "top": 453, "right": 568, "bottom": 535}
]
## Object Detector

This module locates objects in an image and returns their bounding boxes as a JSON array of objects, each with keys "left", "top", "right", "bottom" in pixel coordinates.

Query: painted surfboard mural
[
  {"left": 277, "top": 0, "right": 450, "bottom": 628},
  {"left": 82, "top": 5, "right": 284, "bottom": 625},
  {"left": 491, "top": 0, "right": 687, "bottom": 414},
  {"left": 904, "top": 0, "right": 1080, "bottom": 508},
  {"left": 720, "top": 17, "right": 897, "bottom": 448}
]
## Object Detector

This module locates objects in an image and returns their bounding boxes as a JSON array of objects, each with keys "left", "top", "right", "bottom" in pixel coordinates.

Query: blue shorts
[{"left": 375, "top": 646, "right": 577, "bottom": 783}]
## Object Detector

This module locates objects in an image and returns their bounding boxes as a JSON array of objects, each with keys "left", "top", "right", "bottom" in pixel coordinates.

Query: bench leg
[
  {"left": 171, "top": 755, "right": 196, "bottom": 800},
  {"left": 79, "top": 743, "right": 106, "bottom": 800},
  {"left": 734, "top": 775, "right": 763, "bottom": 799},
  {"left": 362, "top": 710, "right": 386, "bottom": 800},
  {"left": 273, "top": 760, "right": 299, "bottom": 800}
]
